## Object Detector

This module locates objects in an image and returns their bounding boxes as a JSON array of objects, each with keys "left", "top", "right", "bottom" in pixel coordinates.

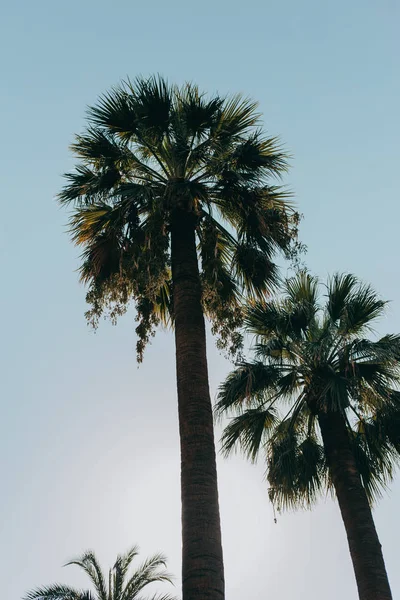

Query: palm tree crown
[
  {"left": 24, "top": 546, "right": 176, "bottom": 600},
  {"left": 216, "top": 272, "right": 400, "bottom": 508},
  {"left": 59, "top": 75, "right": 299, "bottom": 359}
]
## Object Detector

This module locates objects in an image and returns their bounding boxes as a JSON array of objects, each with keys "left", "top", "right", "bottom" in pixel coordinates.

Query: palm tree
[
  {"left": 216, "top": 272, "right": 400, "bottom": 600},
  {"left": 24, "top": 546, "right": 176, "bottom": 600},
  {"left": 58, "top": 76, "right": 299, "bottom": 600}
]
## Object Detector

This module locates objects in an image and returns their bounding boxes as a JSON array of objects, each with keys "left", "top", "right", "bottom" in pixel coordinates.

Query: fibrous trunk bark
[
  {"left": 171, "top": 209, "right": 225, "bottom": 600},
  {"left": 318, "top": 410, "right": 392, "bottom": 600}
]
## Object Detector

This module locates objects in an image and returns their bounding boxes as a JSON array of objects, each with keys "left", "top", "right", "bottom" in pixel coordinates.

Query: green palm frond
[
  {"left": 267, "top": 425, "right": 300, "bottom": 509},
  {"left": 338, "top": 281, "right": 386, "bottom": 336},
  {"left": 231, "top": 133, "right": 288, "bottom": 177},
  {"left": 71, "top": 128, "right": 130, "bottom": 167},
  {"left": 79, "top": 234, "right": 122, "bottom": 284},
  {"left": 348, "top": 334, "right": 400, "bottom": 365},
  {"left": 215, "top": 361, "right": 280, "bottom": 418},
  {"left": 267, "top": 425, "right": 326, "bottom": 510},
  {"left": 367, "top": 393, "right": 400, "bottom": 454},
  {"left": 325, "top": 273, "right": 358, "bottom": 322},
  {"left": 232, "top": 243, "right": 280, "bottom": 299},
  {"left": 276, "top": 370, "right": 303, "bottom": 398},
  {"left": 215, "top": 94, "right": 261, "bottom": 138},
  {"left": 58, "top": 166, "right": 121, "bottom": 205},
  {"left": 245, "top": 300, "right": 288, "bottom": 338},
  {"left": 351, "top": 429, "right": 394, "bottom": 503},
  {"left": 216, "top": 186, "right": 294, "bottom": 255},
  {"left": 152, "top": 280, "right": 172, "bottom": 327},
  {"left": 69, "top": 203, "right": 128, "bottom": 284},
  {"left": 221, "top": 406, "right": 279, "bottom": 460},
  {"left": 70, "top": 203, "right": 124, "bottom": 246},
  {"left": 112, "top": 546, "right": 140, "bottom": 600},
  {"left": 124, "top": 75, "right": 172, "bottom": 142},
  {"left": 198, "top": 214, "right": 238, "bottom": 304},
  {"left": 295, "top": 436, "right": 327, "bottom": 500},
  {"left": 285, "top": 271, "right": 318, "bottom": 306},
  {"left": 177, "top": 83, "right": 224, "bottom": 140},
  {"left": 24, "top": 585, "right": 94, "bottom": 600},
  {"left": 121, "top": 553, "right": 173, "bottom": 600},
  {"left": 254, "top": 338, "right": 301, "bottom": 366},
  {"left": 352, "top": 361, "right": 398, "bottom": 393},
  {"left": 65, "top": 552, "right": 107, "bottom": 600},
  {"left": 87, "top": 84, "right": 141, "bottom": 140}
]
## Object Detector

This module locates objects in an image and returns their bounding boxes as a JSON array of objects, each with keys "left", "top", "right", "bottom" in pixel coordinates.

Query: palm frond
[
  {"left": 254, "top": 338, "right": 301, "bottom": 366},
  {"left": 112, "top": 545, "right": 140, "bottom": 600},
  {"left": 70, "top": 203, "right": 124, "bottom": 246},
  {"left": 349, "top": 334, "right": 400, "bottom": 365},
  {"left": 338, "top": 282, "right": 386, "bottom": 335},
  {"left": 285, "top": 271, "right": 318, "bottom": 306},
  {"left": 24, "top": 585, "right": 94, "bottom": 600},
  {"left": 368, "top": 393, "right": 400, "bottom": 453},
  {"left": 215, "top": 94, "right": 260, "bottom": 138},
  {"left": 121, "top": 553, "right": 173, "bottom": 600},
  {"left": 229, "top": 132, "right": 289, "bottom": 179},
  {"left": 87, "top": 84, "right": 139, "bottom": 139},
  {"left": 124, "top": 75, "right": 172, "bottom": 141},
  {"left": 198, "top": 213, "right": 239, "bottom": 306},
  {"left": 325, "top": 273, "right": 358, "bottom": 322},
  {"left": 221, "top": 407, "right": 279, "bottom": 460},
  {"left": 351, "top": 429, "right": 393, "bottom": 503},
  {"left": 215, "top": 185, "right": 293, "bottom": 255},
  {"left": 65, "top": 551, "right": 107, "bottom": 600},
  {"left": 215, "top": 361, "right": 280, "bottom": 418},
  {"left": 152, "top": 279, "right": 173, "bottom": 327},
  {"left": 232, "top": 243, "right": 280, "bottom": 299},
  {"left": 276, "top": 370, "right": 303, "bottom": 398},
  {"left": 119, "top": 545, "right": 140, "bottom": 573},
  {"left": 267, "top": 426, "right": 326, "bottom": 510},
  {"left": 293, "top": 436, "right": 326, "bottom": 506},
  {"left": 245, "top": 300, "right": 289, "bottom": 338},
  {"left": 71, "top": 127, "right": 130, "bottom": 167},
  {"left": 178, "top": 83, "right": 224, "bottom": 140},
  {"left": 266, "top": 425, "right": 299, "bottom": 509},
  {"left": 58, "top": 166, "right": 121, "bottom": 205}
]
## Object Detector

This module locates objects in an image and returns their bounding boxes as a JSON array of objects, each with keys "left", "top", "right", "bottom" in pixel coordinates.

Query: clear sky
[{"left": 1, "top": 1, "right": 399, "bottom": 598}]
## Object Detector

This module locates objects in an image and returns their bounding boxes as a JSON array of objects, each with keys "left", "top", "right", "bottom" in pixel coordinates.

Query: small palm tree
[
  {"left": 216, "top": 272, "right": 400, "bottom": 600},
  {"left": 58, "top": 75, "right": 299, "bottom": 600},
  {"left": 24, "top": 546, "right": 176, "bottom": 600}
]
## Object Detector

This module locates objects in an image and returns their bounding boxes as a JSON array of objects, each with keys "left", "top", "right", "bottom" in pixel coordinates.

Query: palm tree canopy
[
  {"left": 59, "top": 75, "right": 301, "bottom": 359},
  {"left": 24, "top": 546, "right": 176, "bottom": 600},
  {"left": 216, "top": 272, "right": 400, "bottom": 509}
]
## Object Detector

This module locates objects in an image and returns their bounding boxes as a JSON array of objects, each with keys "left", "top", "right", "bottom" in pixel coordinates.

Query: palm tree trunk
[
  {"left": 318, "top": 410, "right": 392, "bottom": 600},
  {"left": 170, "top": 209, "right": 225, "bottom": 600}
]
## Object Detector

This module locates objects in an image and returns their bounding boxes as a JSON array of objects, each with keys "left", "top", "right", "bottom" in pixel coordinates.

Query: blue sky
[{"left": 1, "top": 1, "right": 399, "bottom": 598}]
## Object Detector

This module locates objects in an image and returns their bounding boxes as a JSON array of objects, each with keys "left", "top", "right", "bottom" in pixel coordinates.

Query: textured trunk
[
  {"left": 170, "top": 209, "right": 225, "bottom": 600},
  {"left": 318, "top": 410, "right": 392, "bottom": 600}
]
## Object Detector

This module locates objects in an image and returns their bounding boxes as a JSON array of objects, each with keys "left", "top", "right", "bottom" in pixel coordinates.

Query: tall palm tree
[
  {"left": 216, "top": 272, "right": 400, "bottom": 600},
  {"left": 58, "top": 76, "right": 299, "bottom": 600},
  {"left": 24, "top": 546, "right": 175, "bottom": 600}
]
